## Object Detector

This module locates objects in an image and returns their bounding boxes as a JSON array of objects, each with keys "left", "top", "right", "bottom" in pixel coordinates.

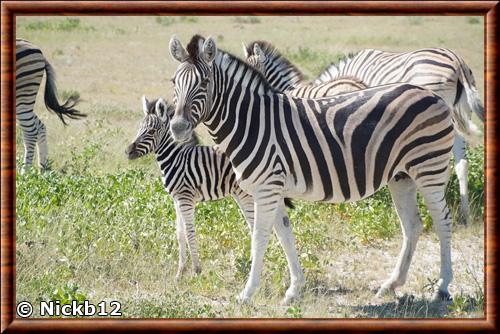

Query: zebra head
[
  {"left": 169, "top": 35, "right": 216, "bottom": 142},
  {"left": 242, "top": 41, "right": 267, "bottom": 74},
  {"left": 126, "top": 96, "right": 173, "bottom": 160}
]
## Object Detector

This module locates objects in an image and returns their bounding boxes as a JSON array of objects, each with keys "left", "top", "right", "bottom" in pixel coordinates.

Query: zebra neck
[
  {"left": 267, "top": 68, "right": 303, "bottom": 91},
  {"left": 154, "top": 134, "right": 185, "bottom": 174}
]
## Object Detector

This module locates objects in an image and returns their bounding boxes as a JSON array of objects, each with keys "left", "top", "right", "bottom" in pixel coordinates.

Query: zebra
[
  {"left": 312, "top": 47, "right": 484, "bottom": 225},
  {"left": 126, "top": 96, "right": 295, "bottom": 281},
  {"left": 168, "top": 35, "right": 455, "bottom": 304},
  {"left": 243, "top": 41, "right": 368, "bottom": 98},
  {"left": 16, "top": 38, "right": 85, "bottom": 173}
]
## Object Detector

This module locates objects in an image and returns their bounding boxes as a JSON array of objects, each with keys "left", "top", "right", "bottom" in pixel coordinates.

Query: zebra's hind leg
[
  {"left": 20, "top": 124, "right": 37, "bottom": 174},
  {"left": 418, "top": 182, "right": 454, "bottom": 301},
  {"left": 453, "top": 135, "right": 470, "bottom": 225},
  {"left": 376, "top": 174, "right": 423, "bottom": 298},
  {"left": 273, "top": 202, "right": 304, "bottom": 305},
  {"left": 176, "top": 199, "right": 202, "bottom": 276},
  {"left": 36, "top": 119, "right": 49, "bottom": 170}
]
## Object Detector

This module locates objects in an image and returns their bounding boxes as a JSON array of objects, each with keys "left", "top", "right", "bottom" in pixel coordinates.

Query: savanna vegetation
[{"left": 15, "top": 16, "right": 484, "bottom": 318}]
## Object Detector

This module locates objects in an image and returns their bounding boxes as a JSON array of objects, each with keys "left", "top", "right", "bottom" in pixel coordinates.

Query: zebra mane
[
  {"left": 314, "top": 52, "right": 359, "bottom": 84},
  {"left": 146, "top": 98, "right": 200, "bottom": 147},
  {"left": 245, "top": 40, "right": 306, "bottom": 82},
  {"left": 185, "top": 35, "right": 276, "bottom": 93}
]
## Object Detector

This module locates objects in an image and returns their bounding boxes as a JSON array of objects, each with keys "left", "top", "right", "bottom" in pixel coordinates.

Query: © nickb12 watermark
[{"left": 16, "top": 300, "right": 122, "bottom": 318}]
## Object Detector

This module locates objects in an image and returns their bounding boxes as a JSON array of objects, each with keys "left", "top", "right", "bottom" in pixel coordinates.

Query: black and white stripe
[
  {"left": 243, "top": 40, "right": 367, "bottom": 97},
  {"left": 169, "top": 35, "right": 455, "bottom": 304},
  {"left": 126, "top": 96, "right": 293, "bottom": 280},
  {"left": 245, "top": 41, "right": 483, "bottom": 225},
  {"left": 16, "top": 39, "right": 84, "bottom": 172}
]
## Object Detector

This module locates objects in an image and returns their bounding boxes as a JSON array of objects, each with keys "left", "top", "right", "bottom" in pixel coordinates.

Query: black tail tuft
[
  {"left": 44, "top": 60, "right": 86, "bottom": 125},
  {"left": 284, "top": 198, "right": 295, "bottom": 210}
]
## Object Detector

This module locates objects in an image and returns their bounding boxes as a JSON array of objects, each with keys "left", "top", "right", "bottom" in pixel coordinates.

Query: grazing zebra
[
  {"left": 168, "top": 35, "right": 455, "bottom": 304},
  {"left": 243, "top": 41, "right": 368, "bottom": 98},
  {"left": 126, "top": 96, "right": 295, "bottom": 280},
  {"left": 313, "top": 48, "right": 484, "bottom": 225},
  {"left": 16, "top": 38, "right": 85, "bottom": 173}
]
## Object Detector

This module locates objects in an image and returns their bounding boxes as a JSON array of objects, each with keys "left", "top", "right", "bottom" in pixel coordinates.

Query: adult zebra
[
  {"left": 168, "top": 35, "right": 455, "bottom": 304},
  {"left": 16, "top": 38, "right": 85, "bottom": 172},
  {"left": 315, "top": 47, "right": 484, "bottom": 225},
  {"left": 126, "top": 96, "right": 295, "bottom": 280},
  {"left": 243, "top": 41, "right": 367, "bottom": 98}
]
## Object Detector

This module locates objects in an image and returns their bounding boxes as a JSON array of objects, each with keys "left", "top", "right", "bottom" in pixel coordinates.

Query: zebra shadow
[{"left": 347, "top": 294, "right": 476, "bottom": 318}]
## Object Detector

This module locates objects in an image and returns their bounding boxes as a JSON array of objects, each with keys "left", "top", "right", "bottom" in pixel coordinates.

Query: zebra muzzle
[{"left": 170, "top": 119, "right": 191, "bottom": 141}]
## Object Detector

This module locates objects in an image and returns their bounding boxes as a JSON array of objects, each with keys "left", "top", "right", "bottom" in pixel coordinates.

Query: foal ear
[
  {"left": 155, "top": 98, "right": 170, "bottom": 122},
  {"left": 241, "top": 42, "right": 250, "bottom": 58},
  {"left": 253, "top": 43, "right": 266, "bottom": 62},
  {"left": 141, "top": 95, "right": 150, "bottom": 115},
  {"left": 202, "top": 36, "right": 217, "bottom": 64},
  {"left": 169, "top": 35, "right": 188, "bottom": 62}
]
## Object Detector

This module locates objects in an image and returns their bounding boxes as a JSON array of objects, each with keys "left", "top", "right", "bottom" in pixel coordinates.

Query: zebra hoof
[
  {"left": 375, "top": 285, "right": 395, "bottom": 299},
  {"left": 433, "top": 290, "right": 452, "bottom": 302},
  {"left": 236, "top": 291, "right": 251, "bottom": 305},
  {"left": 194, "top": 266, "right": 202, "bottom": 275}
]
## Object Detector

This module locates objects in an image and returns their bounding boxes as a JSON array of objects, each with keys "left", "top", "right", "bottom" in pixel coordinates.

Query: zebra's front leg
[
  {"left": 237, "top": 193, "right": 281, "bottom": 304},
  {"left": 177, "top": 200, "right": 202, "bottom": 275},
  {"left": 453, "top": 135, "right": 469, "bottom": 225},
  {"left": 174, "top": 213, "right": 188, "bottom": 282},
  {"left": 273, "top": 203, "right": 304, "bottom": 305}
]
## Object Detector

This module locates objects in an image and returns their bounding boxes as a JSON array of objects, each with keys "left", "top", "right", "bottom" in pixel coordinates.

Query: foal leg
[
  {"left": 174, "top": 200, "right": 188, "bottom": 281},
  {"left": 177, "top": 200, "right": 202, "bottom": 275},
  {"left": 232, "top": 188, "right": 255, "bottom": 233},
  {"left": 376, "top": 175, "right": 423, "bottom": 298}
]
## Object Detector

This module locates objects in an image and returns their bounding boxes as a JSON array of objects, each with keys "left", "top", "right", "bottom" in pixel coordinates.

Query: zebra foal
[
  {"left": 16, "top": 39, "right": 85, "bottom": 172},
  {"left": 244, "top": 41, "right": 484, "bottom": 225},
  {"left": 126, "top": 96, "right": 295, "bottom": 280},
  {"left": 169, "top": 35, "right": 455, "bottom": 304}
]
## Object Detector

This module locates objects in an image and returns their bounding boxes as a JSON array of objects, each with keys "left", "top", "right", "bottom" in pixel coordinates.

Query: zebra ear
[
  {"left": 253, "top": 43, "right": 266, "bottom": 62},
  {"left": 142, "top": 95, "right": 150, "bottom": 115},
  {"left": 202, "top": 36, "right": 217, "bottom": 64},
  {"left": 242, "top": 42, "right": 250, "bottom": 58},
  {"left": 155, "top": 98, "right": 169, "bottom": 122},
  {"left": 169, "top": 36, "right": 188, "bottom": 63}
]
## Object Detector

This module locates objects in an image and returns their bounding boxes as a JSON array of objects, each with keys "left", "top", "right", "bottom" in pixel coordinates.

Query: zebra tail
[
  {"left": 449, "top": 54, "right": 483, "bottom": 147},
  {"left": 284, "top": 198, "right": 295, "bottom": 210},
  {"left": 44, "top": 60, "right": 86, "bottom": 125}
]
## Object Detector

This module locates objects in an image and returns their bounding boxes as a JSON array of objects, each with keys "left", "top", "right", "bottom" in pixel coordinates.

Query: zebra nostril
[
  {"left": 126, "top": 143, "right": 136, "bottom": 156},
  {"left": 171, "top": 120, "right": 189, "bottom": 135}
]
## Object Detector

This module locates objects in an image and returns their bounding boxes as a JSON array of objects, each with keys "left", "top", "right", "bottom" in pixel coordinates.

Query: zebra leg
[
  {"left": 177, "top": 200, "right": 202, "bottom": 275},
  {"left": 232, "top": 189, "right": 255, "bottom": 233},
  {"left": 376, "top": 176, "right": 422, "bottom": 298},
  {"left": 273, "top": 203, "right": 304, "bottom": 305},
  {"left": 419, "top": 184, "right": 453, "bottom": 301},
  {"left": 453, "top": 135, "right": 469, "bottom": 225},
  {"left": 237, "top": 193, "right": 281, "bottom": 304},
  {"left": 36, "top": 119, "right": 49, "bottom": 170},
  {"left": 20, "top": 124, "right": 37, "bottom": 174},
  {"left": 174, "top": 201, "right": 188, "bottom": 282}
]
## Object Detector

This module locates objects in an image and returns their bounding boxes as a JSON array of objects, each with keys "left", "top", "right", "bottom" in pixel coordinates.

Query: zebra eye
[
  {"left": 147, "top": 129, "right": 155, "bottom": 135},
  {"left": 200, "top": 77, "right": 209, "bottom": 87}
]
